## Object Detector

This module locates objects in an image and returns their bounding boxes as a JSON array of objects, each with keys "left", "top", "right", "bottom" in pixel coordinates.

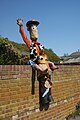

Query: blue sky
[{"left": 0, "top": 0, "right": 80, "bottom": 56}]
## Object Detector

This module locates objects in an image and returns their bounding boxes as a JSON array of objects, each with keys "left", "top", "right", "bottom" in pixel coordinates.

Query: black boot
[
  {"left": 44, "top": 103, "right": 49, "bottom": 111},
  {"left": 48, "top": 95, "right": 54, "bottom": 102}
]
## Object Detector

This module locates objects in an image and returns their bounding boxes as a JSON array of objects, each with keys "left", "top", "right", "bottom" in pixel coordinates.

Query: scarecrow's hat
[{"left": 26, "top": 19, "right": 40, "bottom": 27}]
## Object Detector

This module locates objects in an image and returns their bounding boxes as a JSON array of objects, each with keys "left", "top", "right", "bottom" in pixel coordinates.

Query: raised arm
[{"left": 17, "top": 19, "right": 30, "bottom": 48}]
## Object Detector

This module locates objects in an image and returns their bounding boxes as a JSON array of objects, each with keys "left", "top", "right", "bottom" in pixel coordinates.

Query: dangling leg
[{"left": 48, "top": 88, "right": 54, "bottom": 102}]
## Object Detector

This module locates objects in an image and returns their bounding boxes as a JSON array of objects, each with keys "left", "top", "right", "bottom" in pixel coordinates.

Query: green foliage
[
  {"left": 44, "top": 48, "right": 60, "bottom": 63},
  {"left": 66, "top": 102, "right": 80, "bottom": 120},
  {"left": 76, "top": 102, "right": 80, "bottom": 112},
  {"left": 0, "top": 37, "right": 29, "bottom": 65},
  {"left": 0, "top": 37, "right": 60, "bottom": 65}
]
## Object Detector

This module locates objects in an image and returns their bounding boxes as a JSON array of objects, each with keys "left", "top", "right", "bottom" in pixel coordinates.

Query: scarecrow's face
[{"left": 28, "top": 25, "right": 38, "bottom": 41}]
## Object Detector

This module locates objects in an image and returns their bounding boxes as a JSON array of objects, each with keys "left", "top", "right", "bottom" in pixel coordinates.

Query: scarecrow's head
[{"left": 26, "top": 19, "right": 39, "bottom": 41}]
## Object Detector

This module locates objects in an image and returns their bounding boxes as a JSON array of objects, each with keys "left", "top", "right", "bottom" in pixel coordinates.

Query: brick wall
[{"left": 0, "top": 65, "right": 80, "bottom": 120}]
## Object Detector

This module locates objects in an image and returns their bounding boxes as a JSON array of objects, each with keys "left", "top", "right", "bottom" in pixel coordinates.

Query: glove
[{"left": 17, "top": 19, "right": 23, "bottom": 26}]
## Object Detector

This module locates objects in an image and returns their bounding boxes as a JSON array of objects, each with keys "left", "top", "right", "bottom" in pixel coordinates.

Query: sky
[{"left": 0, "top": 0, "right": 80, "bottom": 56}]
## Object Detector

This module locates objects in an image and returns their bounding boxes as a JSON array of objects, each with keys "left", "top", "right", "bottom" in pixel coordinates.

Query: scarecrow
[{"left": 17, "top": 19, "right": 58, "bottom": 110}]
